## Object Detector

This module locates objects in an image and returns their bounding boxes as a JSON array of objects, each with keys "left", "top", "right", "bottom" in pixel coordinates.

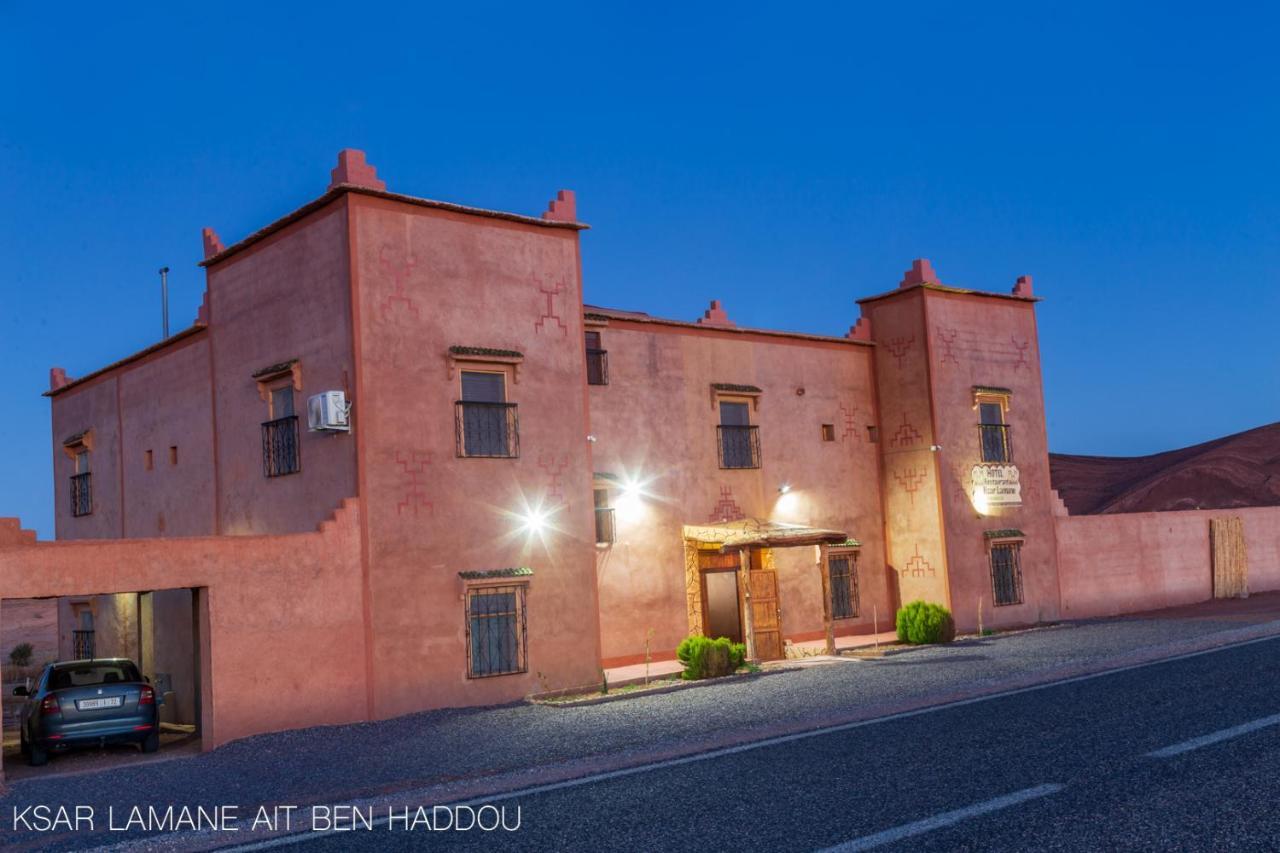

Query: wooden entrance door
[
  {"left": 698, "top": 551, "right": 744, "bottom": 643},
  {"left": 749, "top": 551, "right": 784, "bottom": 661}
]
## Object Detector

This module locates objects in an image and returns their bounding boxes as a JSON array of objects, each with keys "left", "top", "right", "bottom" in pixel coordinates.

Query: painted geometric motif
[
  {"left": 710, "top": 486, "right": 744, "bottom": 522},
  {"left": 901, "top": 545, "right": 936, "bottom": 578},
  {"left": 883, "top": 335, "right": 915, "bottom": 369},
  {"left": 378, "top": 244, "right": 420, "bottom": 321},
  {"left": 839, "top": 402, "right": 861, "bottom": 442},
  {"left": 538, "top": 453, "right": 570, "bottom": 504},
  {"left": 533, "top": 274, "right": 568, "bottom": 336},
  {"left": 394, "top": 450, "right": 434, "bottom": 516},
  {"left": 893, "top": 467, "right": 928, "bottom": 505},
  {"left": 889, "top": 414, "right": 923, "bottom": 448},
  {"left": 933, "top": 325, "right": 1031, "bottom": 371}
]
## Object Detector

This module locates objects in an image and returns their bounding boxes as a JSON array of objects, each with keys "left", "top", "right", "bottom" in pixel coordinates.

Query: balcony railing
[
  {"left": 979, "top": 423, "right": 1013, "bottom": 463},
  {"left": 595, "top": 507, "right": 616, "bottom": 544},
  {"left": 70, "top": 472, "right": 93, "bottom": 517},
  {"left": 456, "top": 402, "right": 520, "bottom": 458},
  {"left": 262, "top": 415, "right": 301, "bottom": 477},
  {"left": 717, "top": 425, "right": 761, "bottom": 469},
  {"left": 72, "top": 630, "right": 95, "bottom": 660},
  {"left": 586, "top": 348, "right": 609, "bottom": 386}
]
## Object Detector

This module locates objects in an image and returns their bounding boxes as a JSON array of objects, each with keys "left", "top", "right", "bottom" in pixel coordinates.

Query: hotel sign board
[{"left": 971, "top": 464, "right": 1022, "bottom": 506}]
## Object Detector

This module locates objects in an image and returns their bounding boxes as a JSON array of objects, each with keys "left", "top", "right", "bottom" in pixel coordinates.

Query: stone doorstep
[{"left": 526, "top": 667, "right": 795, "bottom": 708}]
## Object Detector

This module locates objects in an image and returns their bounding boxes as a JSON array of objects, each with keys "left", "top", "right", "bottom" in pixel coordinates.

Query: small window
[
  {"left": 990, "top": 542, "right": 1024, "bottom": 606},
  {"left": 169, "top": 446, "right": 178, "bottom": 466},
  {"left": 867, "top": 425, "right": 879, "bottom": 444},
  {"left": 594, "top": 488, "right": 615, "bottom": 544},
  {"left": 978, "top": 397, "right": 1012, "bottom": 463},
  {"left": 585, "top": 331, "right": 608, "bottom": 386},
  {"left": 144, "top": 450, "right": 154, "bottom": 471},
  {"left": 270, "top": 385, "right": 295, "bottom": 420},
  {"left": 457, "top": 371, "right": 518, "bottom": 458},
  {"left": 262, "top": 384, "right": 301, "bottom": 477},
  {"left": 829, "top": 552, "right": 860, "bottom": 619},
  {"left": 70, "top": 449, "right": 92, "bottom": 517},
  {"left": 821, "top": 424, "right": 836, "bottom": 442},
  {"left": 717, "top": 401, "right": 760, "bottom": 469},
  {"left": 466, "top": 585, "right": 528, "bottom": 677}
]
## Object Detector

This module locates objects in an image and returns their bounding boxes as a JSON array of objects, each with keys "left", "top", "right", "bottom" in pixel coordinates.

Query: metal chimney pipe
[{"left": 159, "top": 266, "right": 170, "bottom": 338}]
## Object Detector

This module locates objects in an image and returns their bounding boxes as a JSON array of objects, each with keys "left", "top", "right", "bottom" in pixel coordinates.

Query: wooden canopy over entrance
[
  {"left": 682, "top": 519, "right": 853, "bottom": 663},
  {"left": 682, "top": 518, "right": 850, "bottom": 550}
]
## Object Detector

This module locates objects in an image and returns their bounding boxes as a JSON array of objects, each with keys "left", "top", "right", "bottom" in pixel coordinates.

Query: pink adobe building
[{"left": 1, "top": 150, "right": 1274, "bottom": 772}]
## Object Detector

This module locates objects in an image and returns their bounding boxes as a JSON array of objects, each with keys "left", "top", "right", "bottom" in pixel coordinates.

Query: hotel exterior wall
[
  {"left": 117, "top": 336, "right": 217, "bottom": 538},
  {"left": 349, "top": 195, "right": 602, "bottom": 715},
  {"left": 587, "top": 319, "right": 888, "bottom": 664},
  {"left": 1055, "top": 506, "right": 1280, "bottom": 619},
  {"left": 923, "top": 290, "right": 1061, "bottom": 630},
  {"left": 206, "top": 198, "right": 358, "bottom": 536},
  {"left": 52, "top": 334, "right": 216, "bottom": 539}
]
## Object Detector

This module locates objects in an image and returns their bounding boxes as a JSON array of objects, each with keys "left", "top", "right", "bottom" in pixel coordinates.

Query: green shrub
[
  {"left": 8, "top": 642, "right": 33, "bottom": 668},
  {"left": 676, "top": 636, "right": 746, "bottom": 680},
  {"left": 895, "top": 600, "right": 956, "bottom": 645}
]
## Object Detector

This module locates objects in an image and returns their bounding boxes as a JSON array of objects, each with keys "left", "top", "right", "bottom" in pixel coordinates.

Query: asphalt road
[{"left": 271, "top": 634, "right": 1280, "bottom": 852}]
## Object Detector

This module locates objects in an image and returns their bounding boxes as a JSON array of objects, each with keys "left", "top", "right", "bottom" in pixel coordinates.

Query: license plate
[{"left": 76, "top": 696, "right": 124, "bottom": 710}]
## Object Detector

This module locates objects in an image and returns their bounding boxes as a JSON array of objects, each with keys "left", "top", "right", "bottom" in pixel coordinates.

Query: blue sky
[{"left": 3, "top": 3, "right": 1278, "bottom": 538}]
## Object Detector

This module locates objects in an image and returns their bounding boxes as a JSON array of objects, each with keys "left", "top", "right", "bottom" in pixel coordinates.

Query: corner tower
[{"left": 860, "top": 260, "right": 1060, "bottom": 631}]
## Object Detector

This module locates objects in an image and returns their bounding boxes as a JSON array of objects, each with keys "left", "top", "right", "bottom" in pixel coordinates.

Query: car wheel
[
  {"left": 19, "top": 727, "right": 29, "bottom": 757},
  {"left": 28, "top": 741, "right": 48, "bottom": 767},
  {"left": 141, "top": 729, "right": 160, "bottom": 754}
]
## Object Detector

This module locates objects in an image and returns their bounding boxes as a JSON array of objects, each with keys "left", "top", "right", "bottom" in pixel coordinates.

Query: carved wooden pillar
[
  {"left": 818, "top": 543, "right": 835, "bottom": 656},
  {"left": 738, "top": 546, "right": 756, "bottom": 662}
]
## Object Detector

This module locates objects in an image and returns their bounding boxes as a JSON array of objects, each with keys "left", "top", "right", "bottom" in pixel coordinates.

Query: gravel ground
[{"left": 2, "top": 600, "right": 1279, "bottom": 850}]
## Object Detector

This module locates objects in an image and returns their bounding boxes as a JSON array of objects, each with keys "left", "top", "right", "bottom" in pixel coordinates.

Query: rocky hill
[{"left": 1049, "top": 422, "right": 1280, "bottom": 515}]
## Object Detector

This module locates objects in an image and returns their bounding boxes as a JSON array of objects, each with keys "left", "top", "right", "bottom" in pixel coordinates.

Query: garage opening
[{"left": 1, "top": 587, "right": 207, "bottom": 777}]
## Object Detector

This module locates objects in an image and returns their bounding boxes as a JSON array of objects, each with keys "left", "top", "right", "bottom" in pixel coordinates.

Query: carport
[{"left": 0, "top": 587, "right": 208, "bottom": 779}]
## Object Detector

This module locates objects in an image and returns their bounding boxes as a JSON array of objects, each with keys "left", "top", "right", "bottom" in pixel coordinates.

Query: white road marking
[
  {"left": 1147, "top": 711, "right": 1280, "bottom": 758},
  {"left": 814, "top": 783, "right": 1066, "bottom": 852},
  {"left": 94, "top": 629, "right": 1280, "bottom": 852}
]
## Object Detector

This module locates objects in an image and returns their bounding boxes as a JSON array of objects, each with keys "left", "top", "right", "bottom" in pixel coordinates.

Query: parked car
[{"left": 12, "top": 658, "right": 161, "bottom": 766}]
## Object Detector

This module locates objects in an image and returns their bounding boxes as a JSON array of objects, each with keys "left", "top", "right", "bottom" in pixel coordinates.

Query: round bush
[
  {"left": 676, "top": 635, "right": 748, "bottom": 679},
  {"left": 895, "top": 600, "right": 956, "bottom": 645}
]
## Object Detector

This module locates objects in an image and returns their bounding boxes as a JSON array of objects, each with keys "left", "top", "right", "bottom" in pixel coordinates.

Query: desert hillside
[{"left": 1049, "top": 422, "right": 1280, "bottom": 515}]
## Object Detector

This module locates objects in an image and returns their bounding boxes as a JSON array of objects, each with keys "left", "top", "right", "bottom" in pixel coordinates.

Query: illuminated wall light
[
  {"left": 778, "top": 483, "right": 792, "bottom": 494},
  {"left": 971, "top": 487, "right": 990, "bottom": 516},
  {"left": 613, "top": 474, "right": 650, "bottom": 523},
  {"left": 521, "top": 507, "right": 551, "bottom": 535}
]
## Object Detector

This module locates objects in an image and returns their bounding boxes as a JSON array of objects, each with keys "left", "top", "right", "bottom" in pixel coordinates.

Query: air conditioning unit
[{"left": 308, "top": 391, "right": 351, "bottom": 433}]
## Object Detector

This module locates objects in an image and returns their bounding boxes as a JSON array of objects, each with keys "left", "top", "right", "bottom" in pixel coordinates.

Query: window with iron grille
[
  {"left": 594, "top": 488, "right": 616, "bottom": 544},
  {"left": 72, "top": 630, "right": 95, "bottom": 659},
  {"left": 262, "top": 416, "right": 301, "bottom": 477},
  {"left": 990, "top": 542, "right": 1024, "bottom": 606},
  {"left": 978, "top": 400, "right": 1012, "bottom": 463},
  {"left": 717, "top": 401, "right": 760, "bottom": 469},
  {"left": 829, "top": 552, "right": 860, "bottom": 619},
  {"left": 70, "top": 449, "right": 92, "bottom": 517},
  {"left": 585, "top": 331, "right": 608, "bottom": 386},
  {"left": 457, "top": 371, "right": 519, "bottom": 458},
  {"left": 466, "top": 585, "right": 528, "bottom": 677}
]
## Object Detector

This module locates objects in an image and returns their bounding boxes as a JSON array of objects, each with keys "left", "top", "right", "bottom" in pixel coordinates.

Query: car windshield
[{"left": 49, "top": 662, "right": 141, "bottom": 690}]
